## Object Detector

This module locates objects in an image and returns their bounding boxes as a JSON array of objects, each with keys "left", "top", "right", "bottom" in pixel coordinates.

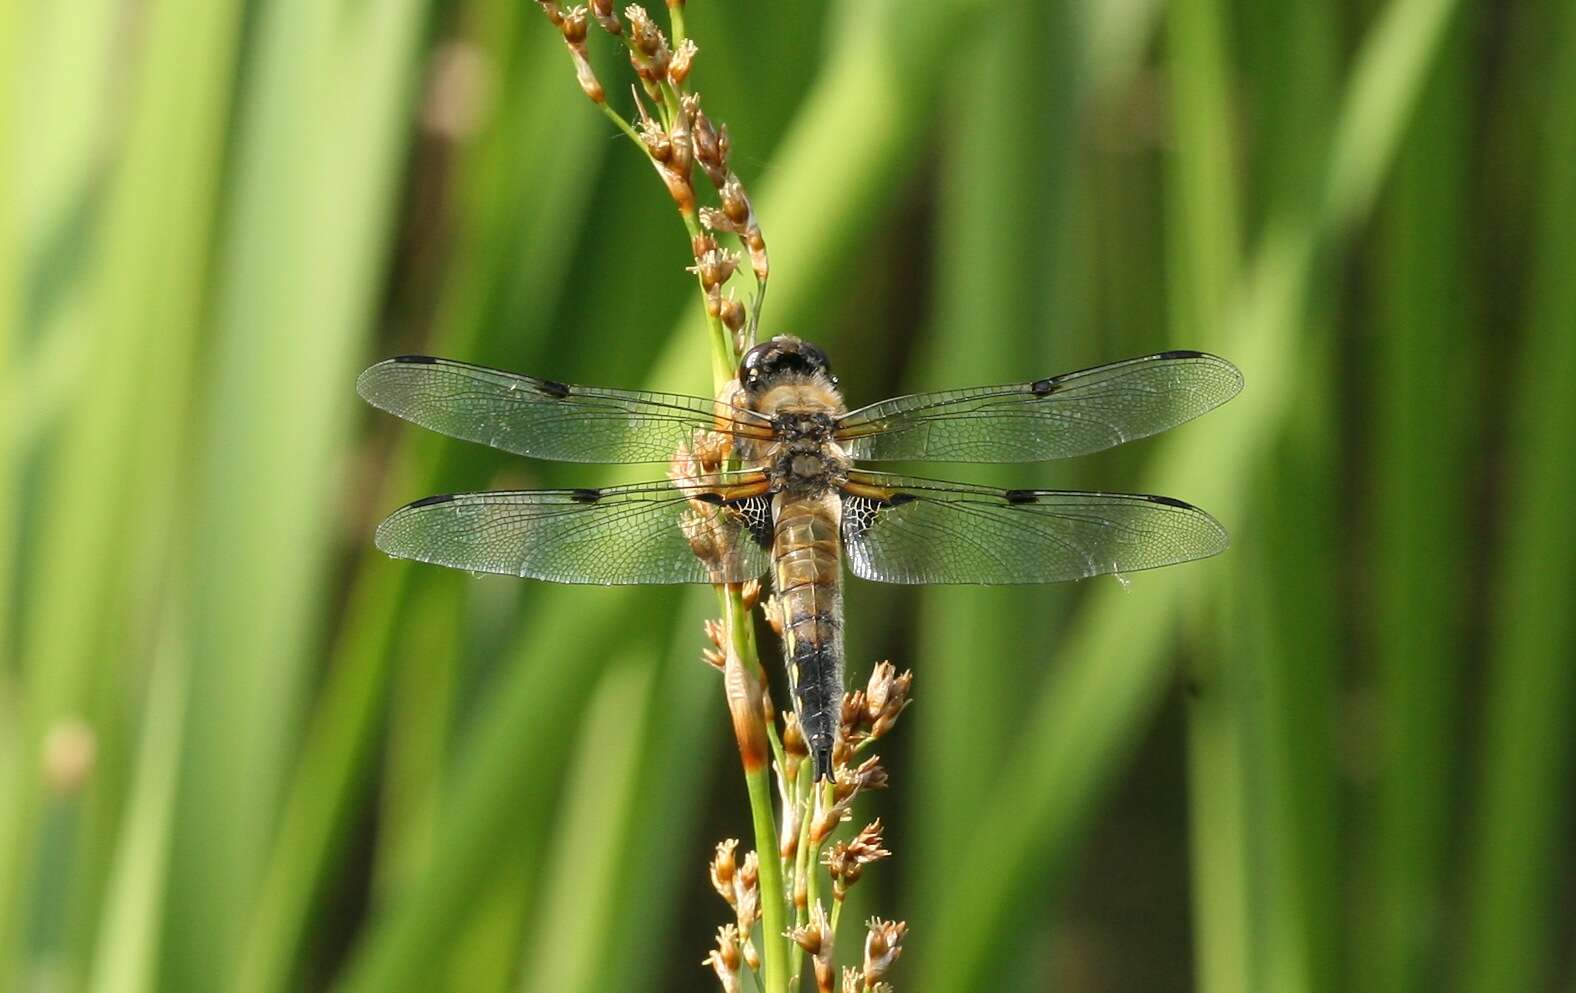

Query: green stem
[
  {"left": 667, "top": 1, "right": 687, "bottom": 46},
  {"left": 598, "top": 102, "right": 643, "bottom": 148},
  {"left": 721, "top": 589, "right": 786, "bottom": 993},
  {"left": 681, "top": 208, "right": 737, "bottom": 386},
  {"left": 788, "top": 762, "right": 814, "bottom": 985}
]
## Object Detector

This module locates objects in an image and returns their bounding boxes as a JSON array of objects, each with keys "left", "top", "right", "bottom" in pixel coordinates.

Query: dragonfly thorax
[{"left": 764, "top": 411, "right": 848, "bottom": 497}]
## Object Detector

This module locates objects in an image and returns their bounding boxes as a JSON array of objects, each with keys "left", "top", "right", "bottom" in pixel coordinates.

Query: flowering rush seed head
[
  {"left": 863, "top": 918, "right": 908, "bottom": 984},
  {"left": 709, "top": 838, "right": 739, "bottom": 903}
]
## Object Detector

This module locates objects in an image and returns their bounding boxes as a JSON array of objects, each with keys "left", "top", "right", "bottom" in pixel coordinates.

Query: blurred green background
[{"left": 4, "top": 0, "right": 1575, "bottom": 991}]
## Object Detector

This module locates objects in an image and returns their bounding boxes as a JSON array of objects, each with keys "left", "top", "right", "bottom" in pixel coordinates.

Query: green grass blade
[
  {"left": 231, "top": 23, "right": 615, "bottom": 991},
  {"left": 515, "top": 651, "right": 657, "bottom": 992},
  {"left": 1357, "top": 18, "right": 1476, "bottom": 993},
  {"left": 1164, "top": 3, "right": 1250, "bottom": 989},
  {"left": 915, "top": 0, "right": 1462, "bottom": 985},
  {"left": 84, "top": 602, "right": 190, "bottom": 993},
  {"left": 908, "top": 0, "right": 1083, "bottom": 929},
  {"left": 162, "top": 1, "right": 427, "bottom": 988},
  {"left": 1458, "top": 9, "right": 1576, "bottom": 992}
]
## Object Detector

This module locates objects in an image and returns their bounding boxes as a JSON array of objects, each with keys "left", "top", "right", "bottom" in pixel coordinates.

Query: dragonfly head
[{"left": 739, "top": 336, "right": 838, "bottom": 393}]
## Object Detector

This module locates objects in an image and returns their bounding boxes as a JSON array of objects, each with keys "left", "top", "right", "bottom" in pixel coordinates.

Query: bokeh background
[{"left": 4, "top": 0, "right": 1574, "bottom": 991}]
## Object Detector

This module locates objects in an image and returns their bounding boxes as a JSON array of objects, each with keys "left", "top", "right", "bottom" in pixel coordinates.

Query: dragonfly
[{"left": 358, "top": 336, "right": 1243, "bottom": 778}]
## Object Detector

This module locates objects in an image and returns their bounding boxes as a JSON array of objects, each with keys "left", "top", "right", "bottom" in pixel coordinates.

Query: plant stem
[
  {"left": 667, "top": 1, "right": 687, "bottom": 46},
  {"left": 682, "top": 205, "right": 737, "bottom": 387},
  {"left": 721, "top": 589, "right": 787, "bottom": 993},
  {"left": 598, "top": 103, "right": 643, "bottom": 147},
  {"left": 788, "top": 763, "right": 814, "bottom": 984}
]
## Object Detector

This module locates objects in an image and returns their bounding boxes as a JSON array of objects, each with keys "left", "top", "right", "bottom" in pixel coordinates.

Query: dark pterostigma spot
[
  {"left": 1144, "top": 494, "right": 1192, "bottom": 509},
  {"left": 1004, "top": 489, "right": 1039, "bottom": 505},
  {"left": 539, "top": 379, "right": 571, "bottom": 399},
  {"left": 1157, "top": 349, "right": 1205, "bottom": 361},
  {"left": 1030, "top": 377, "right": 1058, "bottom": 396},
  {"left": 392, "top": 354, "right": 438, "bottom": 364},
  {"left": 886, "top": 492, "right": 918, "bottom": 506},
  {"left": 409, "top": 493, "right": 457, "bottom": 508},
  {"left": 569, "top": 488, "right": 602, "bottom": 503},
  {"left": 694, "top": 491, "right": 726, "bottom": 505}
]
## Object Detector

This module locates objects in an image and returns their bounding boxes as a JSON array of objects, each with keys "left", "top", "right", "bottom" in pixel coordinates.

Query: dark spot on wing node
[
  {"left": 1144, "top": 494, "right": 1192, "bottom": 509},
  {"left": 694, "top": 491, "right": 726, "bottom": 505},
  {"left": 392, "top": 354, "right": 439, "bottom": 364},
  {"left": 885, "top": 492, "right": 918, "bottom": 506},
  {"left": 409, "top": 493, "right": 457, "bottom": 508},
  {"left": 1004, "top": 489, "right": 1040, "bottom": 505},
  {"left": 1157, "top": 349, "right": 1206, "bottom": 361},
  {"left": 1030, "top": 377, "right": 1059, "bottom": 396},
  {"left": 569, "top": 488, "right": 602, "bottom": 504},
  {"left": 539, "top": 379, "right": 571, "bottom": 399}
]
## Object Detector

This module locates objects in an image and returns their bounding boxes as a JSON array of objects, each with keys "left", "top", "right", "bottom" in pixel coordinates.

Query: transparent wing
[
  {"left": 836, "top": 350, "right": 1242, "bottom": 462},
  {"left": 358, "top": 355, "right": 773, "bottom": 463},
  {"left": 840, "top": 471, "right": 1229, "bottom": 585},
  {"left": 375, "top": 476, "right": 773, "bottom": 585}
]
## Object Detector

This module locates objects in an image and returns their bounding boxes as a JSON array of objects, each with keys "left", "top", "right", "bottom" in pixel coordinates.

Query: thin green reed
[
  {"left": 917, "top": 0, "right": 1461, "bottom": 987},
  {"left": 1359, "top": 14, "right": 1476, "bottom": 993},
  {"left": 1460, "top": 7, "right": 1576, "bottom": 992},
  {"left": 1165, "top": 0, "right": 1250, "bottom": 990}
]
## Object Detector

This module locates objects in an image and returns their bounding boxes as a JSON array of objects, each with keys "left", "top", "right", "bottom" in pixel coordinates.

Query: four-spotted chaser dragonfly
[{"left": 358, "top": 337, "right": 1243, "bottom": 777}]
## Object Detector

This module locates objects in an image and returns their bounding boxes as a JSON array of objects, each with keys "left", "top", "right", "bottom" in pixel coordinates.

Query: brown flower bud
[
  {"left": 734, "top": 851, "right": 761, "bottom": 930},
  {"left": 590, "top": 0, "right": 620, "bottom": 33},
  {"left": 720, "top": 176, "right": 750, "bottom": 224},
  {"left": 718, "top": 294, "right": 746, "bottom": 333},
  {"left": 703, "top": 925, "right": 744, "bottom": 993},
  {"left": 862, "top": 919, "right": 907, "bottom": 984},
  {"left": 669, "top": 38, "right": 698, "bottom": 86},
  {"left": 709, "top": 838, "right": 739, "bottom": 903},
  {"left": 535, "top": 0, "right": 563, "bottom": 26},
  {"left": 761, "top": 594, "right": 786, "bottom": 636},
  {"left": 688, "top": 248, "right": 739, "bottom": 290},
  {"left": 739, "top": 579, "right": 761, "bottom": 611},
  {"left": 788, "top": 902, "right": 839, "bottom": 989},
  {"left": 692, "top": 231, "right": 719, "bottom": 261},
  {"left": 560, "top": 4, "right": 588, "bottom": 42}
]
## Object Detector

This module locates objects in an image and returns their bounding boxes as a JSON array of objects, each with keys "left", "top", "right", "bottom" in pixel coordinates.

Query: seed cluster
[
  {"left": 534, "top": 6, "right": 910, "bottom": 988},
  {"left": 536, "top": 1, "right": 769, "bottom": 350}
]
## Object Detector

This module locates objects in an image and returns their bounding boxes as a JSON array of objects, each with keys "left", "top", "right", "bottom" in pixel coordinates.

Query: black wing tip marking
[
  {"left": 1136, "top": 493, "right": 1233, "bottom": 554},
  {"left": 539, "top": 379, "right": 571, "bottom": 399},
  {"left": 1004, "top": 489, "right": 1039, "bottom": 505},
  {"left": 391, "top": 354, "right": 439, "bottom": 364},
  {"left": 1156, "top": 349, "right": 1246, "bottom": 396},
  {"left": 373, "top": 496, "right": 458, "bottom": 560},
  {"left": 569, "top": 488, "right": 602, "bottom": 503},
  {"left": 406, "top": 492, "right": 459, "bottom": 509}
]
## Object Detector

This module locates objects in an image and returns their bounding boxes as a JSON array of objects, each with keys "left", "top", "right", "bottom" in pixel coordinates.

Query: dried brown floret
[
  {"left": 862, "top": 918, "right": 907, "bottom": 985},
  {"left": 702, "top": 925, "right": 744, "bottom": 993},
  {"left": 709, "top": 838, "right": 739, "bottom": 904}
]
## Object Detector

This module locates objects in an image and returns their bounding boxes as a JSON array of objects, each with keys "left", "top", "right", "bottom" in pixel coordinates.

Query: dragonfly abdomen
[{"left": 771, "top": 494, "right": 844, "bottom": 781}]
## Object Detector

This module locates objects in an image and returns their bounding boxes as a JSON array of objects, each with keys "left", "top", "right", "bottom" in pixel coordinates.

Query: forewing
[
  {"left": 836, "top": 350, "right": 1243, "bottom": 462},
  {"left": 358, "top": 355, "right": 772, "bottom": 463},
  {"left": 840, "top": 471, "right": 1228, "bottom": 585},
  {"left": 375, "top": 476, "right": 773, "bottom": 585}
]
